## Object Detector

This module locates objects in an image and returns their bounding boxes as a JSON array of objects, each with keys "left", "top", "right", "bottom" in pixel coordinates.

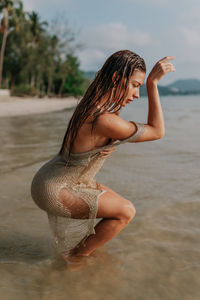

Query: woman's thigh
[
  {"left": 58, "top": 183, "right": 135, "bottom": 220},
  {"left": 96, "top": 182, "right": 136, "bottom": 220}
]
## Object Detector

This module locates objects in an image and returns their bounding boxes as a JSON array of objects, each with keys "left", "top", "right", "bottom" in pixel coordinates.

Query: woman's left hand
[
  {"left": 147, "top": 56, "right": 176, "bottom": 85},
  {"left": 100, "top": 146, "right": 116, "bottom": 157}
]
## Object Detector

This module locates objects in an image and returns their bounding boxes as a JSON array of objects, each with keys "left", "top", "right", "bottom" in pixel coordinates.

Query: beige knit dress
[{"left": 31, "top": 121, "right": 145, "bottom": 255}]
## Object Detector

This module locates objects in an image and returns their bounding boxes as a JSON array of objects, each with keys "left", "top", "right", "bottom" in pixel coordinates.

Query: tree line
[{"left": 0, "top": 0, "right": 89, "bottom": 97}]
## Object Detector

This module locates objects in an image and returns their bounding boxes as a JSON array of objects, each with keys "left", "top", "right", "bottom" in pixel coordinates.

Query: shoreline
[{"left": 0, "top": 96, "right": 79, "bottom": 117}]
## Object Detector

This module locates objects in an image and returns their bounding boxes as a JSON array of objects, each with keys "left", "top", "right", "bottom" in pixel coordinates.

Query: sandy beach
[{"left": 0, "top": 96, "right": 78, "bottom": 117}]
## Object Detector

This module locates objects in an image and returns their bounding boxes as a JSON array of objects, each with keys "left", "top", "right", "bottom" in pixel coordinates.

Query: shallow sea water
[{"left": 0, "top": 95, "right": 200, "bottom": 300}]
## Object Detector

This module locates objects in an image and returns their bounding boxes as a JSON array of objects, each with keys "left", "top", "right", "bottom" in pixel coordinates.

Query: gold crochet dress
[{"left": 31, "top": 121, "right": 145, "bottom": 255}]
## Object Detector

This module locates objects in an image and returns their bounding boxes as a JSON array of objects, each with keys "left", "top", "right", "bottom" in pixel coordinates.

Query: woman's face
[{"left": 121, "top": 70, "right": 146, "bottom": 107}]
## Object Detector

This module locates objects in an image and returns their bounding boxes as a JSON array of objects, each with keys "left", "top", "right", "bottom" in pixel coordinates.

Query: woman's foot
[{"left": 60, "top": 251, "right": 88, "bottom": 271}]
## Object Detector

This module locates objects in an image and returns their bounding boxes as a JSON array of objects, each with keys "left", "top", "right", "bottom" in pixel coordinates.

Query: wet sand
[{"left": 0, "top": 96, "right": 78, "bottom": 117}]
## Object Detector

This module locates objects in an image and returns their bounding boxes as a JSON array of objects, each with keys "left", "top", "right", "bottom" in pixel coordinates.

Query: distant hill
[
  {"left": 167, "top": 79, "right": 200, "bottom": 93},
  {"left": 84, "top": 71, "right": 97, "bottom": 80},
  {"left": 83, "top": 71, "right": 200, "bottom": 95},
  {"left": 141, "top": 79, "right": 200, "bottom": 96}
]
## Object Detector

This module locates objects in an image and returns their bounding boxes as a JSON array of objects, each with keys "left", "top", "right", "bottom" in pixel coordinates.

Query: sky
[{"left": 22, "top": 0, "right": 200, "bottom": 84}]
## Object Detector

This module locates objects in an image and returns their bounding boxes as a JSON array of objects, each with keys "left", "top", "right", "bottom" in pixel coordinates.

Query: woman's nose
[{"left": 134, "top": 89, "right": 140, "bottom": 99}]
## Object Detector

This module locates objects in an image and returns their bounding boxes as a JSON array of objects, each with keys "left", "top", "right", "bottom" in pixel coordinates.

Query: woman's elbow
[{"left": 155, "top": 130, "right": 165, "bottom": 140}]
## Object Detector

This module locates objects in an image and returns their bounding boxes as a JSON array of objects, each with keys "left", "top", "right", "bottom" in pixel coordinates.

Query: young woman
[{"left": 31, "top": 50, "right": 175, "bottom": 262}]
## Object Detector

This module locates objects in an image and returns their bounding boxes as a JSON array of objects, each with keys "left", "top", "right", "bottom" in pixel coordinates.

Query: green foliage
[
  {"left": 11, "top": 84, "right": 32, "bottom": 96},
  {"left": 0, "top": 0, "right": 87, "bottom": 97},
  {"left": 12, "top": 84, "right": 46, "bottom": 97},
  {"left": 62, "top": 55, "right": 87, "bottom": 96}
]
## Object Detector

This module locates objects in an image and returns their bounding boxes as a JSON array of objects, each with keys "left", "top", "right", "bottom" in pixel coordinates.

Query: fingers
[
  {"left": 162, "top": 62, "right": 176, "bottom": 72},
  {"left": 100, "top": 146, "right": 116, "bottom": 157},
  {"left": 165, "top": 66, "right": 176, "bottom": 72},
  {"left": 148, "top": 56, "right": 176, "bottom": 83},
  {"left": 101, "top": 146, "right": 116, "bottom": 152},
  {"left": 160, "top": 56, "right": 176, "bottom": 62}
]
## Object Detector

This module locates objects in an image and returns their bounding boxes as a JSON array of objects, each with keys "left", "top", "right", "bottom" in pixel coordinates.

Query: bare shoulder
[
  {"left": 96, "top": 112, "right": 164, "bottom": 143},
  {"left": 96, "top": 112, "right": 137, "bottom": 140}
]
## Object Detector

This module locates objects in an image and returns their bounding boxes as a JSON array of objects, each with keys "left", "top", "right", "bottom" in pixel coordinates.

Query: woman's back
[{"left": 66, "top": 113, "right": 114, "bottom": 154}]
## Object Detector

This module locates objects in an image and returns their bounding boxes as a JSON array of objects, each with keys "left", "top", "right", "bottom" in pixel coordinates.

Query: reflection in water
[{"left": 0, "top": 96, "right": 200, "bottom": 299}]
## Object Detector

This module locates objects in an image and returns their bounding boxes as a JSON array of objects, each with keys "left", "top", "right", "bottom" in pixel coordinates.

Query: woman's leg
[{"left": 70, "top": 183, "right": 136, "bottom": 257}]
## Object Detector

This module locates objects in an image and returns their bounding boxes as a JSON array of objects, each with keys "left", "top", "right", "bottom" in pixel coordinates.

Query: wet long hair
[{"left": 59, "top": 50, "right": 146, "bottom": 157}]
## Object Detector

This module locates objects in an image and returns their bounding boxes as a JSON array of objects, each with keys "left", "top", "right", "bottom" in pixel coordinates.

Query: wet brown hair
[{"left": 59, "top": 49, "right": 146, "bottom": 157}]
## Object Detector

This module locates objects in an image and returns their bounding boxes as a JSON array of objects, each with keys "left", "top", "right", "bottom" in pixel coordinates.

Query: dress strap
[
  {"left": 111, "top": 121, "right": 146, "bottom": 146},
  {"left": 63, "top": 121, "right": 146, "bottom": 158}
]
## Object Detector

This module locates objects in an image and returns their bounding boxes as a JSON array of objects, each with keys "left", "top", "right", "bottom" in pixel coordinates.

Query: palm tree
[
  {"left": 4, "top": 1, "right": 28, "bottom": 92},
  {"left": 26, "top": 11, "right": 47, "bottom": 89},
  {"left": 28, "top": 11, "right": 47, "bottom": 39},
  {"left": 45, "top": 34, "right": 59, "bottom": 96},
  {"left": 0, "top": 0, "right": 14, "bottom": 88}
]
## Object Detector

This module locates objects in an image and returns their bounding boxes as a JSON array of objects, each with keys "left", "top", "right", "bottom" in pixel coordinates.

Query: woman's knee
[
  {"left": 96, "top": 187, "right": 136, "bottom": 222},
  {"left": 119, "top": 201, "right": 136, "bottom": 224}
]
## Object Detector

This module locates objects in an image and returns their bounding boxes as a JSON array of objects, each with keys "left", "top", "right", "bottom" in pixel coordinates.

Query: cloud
[
  {"left": 22, "top": 0, "right": 72, "bottom": 12},
  {"left": 21, "top": 0, "right": 35, "bottom": 11},
  {"left": 84, "top": 22, "right": 151, "bottom": 49},
  {"left": 22, "top": 0, "right": 49, "bottom": 11},
  {"left": 77, "top": 49, "right": 106, "bottom": 71},
  {"left": 77, "top": 22, "right": 151, "bottom": 70},
  {"left": 178, "top": 6, "right": 200, "bottom": 48},
  {"left": 180, "top": 28, "right": 200, "bottom": 48},
  {"left": 179, "top": 6, "right": 200, "bottom": 26},
  {"left": 122, "top": 0, "right": 168, "bottom": 5}
]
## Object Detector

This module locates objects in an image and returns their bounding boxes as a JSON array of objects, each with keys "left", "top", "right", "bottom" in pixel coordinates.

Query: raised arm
[{"left": 135, "top": 56, "right": 176, "bottom": 142}]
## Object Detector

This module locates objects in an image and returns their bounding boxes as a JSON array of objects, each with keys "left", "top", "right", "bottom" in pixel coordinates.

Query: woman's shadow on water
[
  {"left": 0, "top": 231, "right": 54, "bottom": 264},
  {"left": 0, "top": 231, "right": 123, "bottom": 272}
]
